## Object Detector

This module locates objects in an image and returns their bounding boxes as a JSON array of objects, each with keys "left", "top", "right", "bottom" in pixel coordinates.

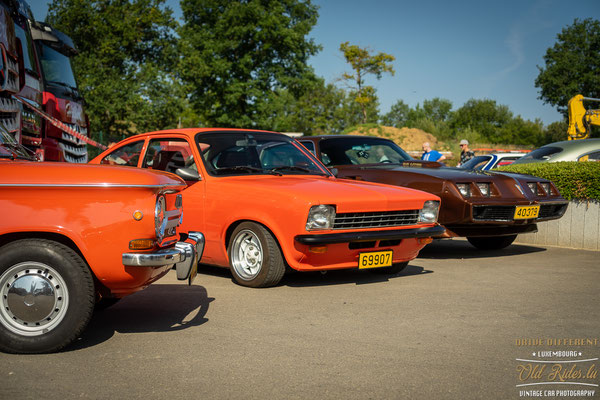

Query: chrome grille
[{"left": 334, "top": 210, "right": 419, "bottom": 229}]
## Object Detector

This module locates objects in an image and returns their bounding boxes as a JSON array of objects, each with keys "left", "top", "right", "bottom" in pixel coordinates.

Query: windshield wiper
[
  {"left": 215, "top": 166, "right": 282, "bottom": 175},
  {"left": 269, "top": 166, "right": 312, "bottom": 173}
]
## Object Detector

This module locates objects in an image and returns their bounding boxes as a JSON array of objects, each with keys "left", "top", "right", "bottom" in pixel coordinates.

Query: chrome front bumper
[{"left": 122, "top": 232, "right": 205, "bottom": 284}]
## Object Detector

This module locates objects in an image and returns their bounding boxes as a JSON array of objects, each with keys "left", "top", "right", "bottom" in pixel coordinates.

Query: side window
[
  {"left": 299, "top": 141, "right": 316, "bottom": 155},
  {"left": 578, "top": 151, "right": 600, "bottom": 162},
  {"left": 143, "top": 138, "right": 195, "bottom": 174},
  {"left": 100, "top": 140, "right": 144, "bottom": 167}
]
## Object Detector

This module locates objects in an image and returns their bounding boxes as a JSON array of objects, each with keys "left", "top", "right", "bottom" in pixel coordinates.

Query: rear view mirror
[{"left": 176, "top": 167, "right": 202, "bottom": 181}]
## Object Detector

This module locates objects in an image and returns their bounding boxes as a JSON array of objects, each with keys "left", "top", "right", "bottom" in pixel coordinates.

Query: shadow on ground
[
  {"left": 283, "top": 264, "right": 432, "bottom": 287},
  {"left": 199, "top": 263, "right": 432, "bottom": 288},
  {"left": 418, "top": 239, "right": 546, "bottom": 260},
  {"left": 64, "top": 284, "right": 213, "bottom": 352}
]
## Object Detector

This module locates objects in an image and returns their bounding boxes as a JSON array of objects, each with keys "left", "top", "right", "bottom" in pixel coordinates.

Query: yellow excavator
[{"left": 567, "top": 94, "right": 600, "bottom": 140}]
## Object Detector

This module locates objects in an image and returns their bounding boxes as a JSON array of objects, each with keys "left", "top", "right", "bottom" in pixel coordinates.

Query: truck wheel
[
  {"left": 369, "top": 261, "right": 409, "bottom": 275},
  {"left": 467, "top": 234, "right": 517, "bottom": 250},
  {"left": 228, "top": 222, "right": 285, "bottom": 288},
  {"left": 0, "top": 239, "right": 95, "bottom": 354}
]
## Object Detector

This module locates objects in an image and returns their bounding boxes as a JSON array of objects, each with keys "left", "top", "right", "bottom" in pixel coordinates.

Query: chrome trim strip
[{"left": 0, "top": 183, "right": 186, "bottom": 189}]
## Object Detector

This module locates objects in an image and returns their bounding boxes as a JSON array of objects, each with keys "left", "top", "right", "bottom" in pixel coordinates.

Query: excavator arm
[{"left": 567, "top": 94, "right": 600, "bottom": 140}]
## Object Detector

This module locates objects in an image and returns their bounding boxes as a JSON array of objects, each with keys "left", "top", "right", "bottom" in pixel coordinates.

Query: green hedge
[{"left": 497, "top": 162, "right": 600, "bottom": 201}]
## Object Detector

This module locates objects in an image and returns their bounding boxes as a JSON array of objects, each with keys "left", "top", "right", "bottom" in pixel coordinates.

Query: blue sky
[{"left": 31, "top": 0, "right": 600, "bottom": 125}]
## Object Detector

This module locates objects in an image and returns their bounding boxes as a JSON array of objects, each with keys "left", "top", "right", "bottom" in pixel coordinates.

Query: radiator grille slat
[
  {"left": 473, "top": 206, "right": 515, "bottom": 221},
  {"left": 334, "top": 210, "right": 419, "bottom": 229}
]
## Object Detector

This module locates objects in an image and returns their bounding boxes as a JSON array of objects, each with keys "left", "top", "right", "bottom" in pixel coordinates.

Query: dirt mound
[{"left": 344, "top": 126, "right": 438, "bottom": 151}]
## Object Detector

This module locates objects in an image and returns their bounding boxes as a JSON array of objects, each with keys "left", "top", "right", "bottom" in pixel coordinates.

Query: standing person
[
  {"left": 457, "top": 139, "right": 475, "bottom": 166},
  {"left": 421, "top": 142, "right": 446, "bottom": 162}
]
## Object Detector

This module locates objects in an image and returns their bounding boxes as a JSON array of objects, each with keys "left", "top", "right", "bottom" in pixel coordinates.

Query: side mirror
[{"left": 175, "top": 167, "right": 202, "bottom": 181}]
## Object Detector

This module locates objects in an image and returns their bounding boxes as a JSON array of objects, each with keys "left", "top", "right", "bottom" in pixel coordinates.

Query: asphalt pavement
[{"left": 1, "top": 239, "right": 599, "bottom": 400}]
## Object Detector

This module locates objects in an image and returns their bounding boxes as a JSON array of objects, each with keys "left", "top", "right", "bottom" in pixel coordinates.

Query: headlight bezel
[
  {"left": 456, "top": 183, "right": 471, "bottom": 198},
  {"left": 155, "top": 195, "right": 167, "bottom": 241},
  {"left": 306, "top": 204, "right": 336, "bottom": 231},
  {"left": 540, "top": 182, "right": 551, "bottom": 196},
  {"left": 418, "top": 200, "right": 440, "bottom": 224},
  {"left": 527, "top": 182, "right": 538, "bottom": 195},
  {"left": 476, "top": 182, "right": 491, "bottom": 197}
]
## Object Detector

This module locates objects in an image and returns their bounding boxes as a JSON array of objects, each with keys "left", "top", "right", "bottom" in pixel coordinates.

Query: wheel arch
[
  {"left": 0, "top": 232, "right": 90, "bottom": 273},
  {"left": 224, "top": 219, "right": 288, "bottom": 265}
]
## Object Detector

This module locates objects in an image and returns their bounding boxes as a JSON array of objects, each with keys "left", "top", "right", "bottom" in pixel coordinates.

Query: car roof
[
  {"left": 123, "top": 128, "right": 282, "bottom": 141},
  {"left": 541, "top": 138, "right": 600, "bottom": 150}
]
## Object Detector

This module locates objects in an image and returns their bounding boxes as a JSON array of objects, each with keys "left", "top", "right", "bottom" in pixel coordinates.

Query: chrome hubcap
[
  {"left": 0, "top": 262, "right": 69, "bottom": 336},
  {"left": 231, "top": 230, "right": 263, "bottom": 281}
]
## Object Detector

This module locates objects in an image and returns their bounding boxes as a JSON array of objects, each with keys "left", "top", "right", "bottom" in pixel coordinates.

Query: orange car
[
  {"left": 0, "top": 128, "right": 204, "bottom": 354},
  {"left": 91, "top": 129, "right": 444, "bottom": 288}
]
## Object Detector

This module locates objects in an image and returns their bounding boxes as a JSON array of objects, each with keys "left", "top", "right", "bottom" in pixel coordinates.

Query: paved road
[{"left": 1, "top": 240, "right": 599, "bottom": 400}]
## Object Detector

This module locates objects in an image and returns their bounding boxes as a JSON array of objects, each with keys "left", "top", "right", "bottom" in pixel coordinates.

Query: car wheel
[
  {"left": 368, "top": 261, "right": 409, "bottom": 275},
  {"left": 467, "top": 234, "right": 517, "bottom": 250},
  {"left": 0, "top": 239, "right": 95, "bottom": 354},
  {"left": 228, "top": 222, "right": 285, "bottom": 288}
]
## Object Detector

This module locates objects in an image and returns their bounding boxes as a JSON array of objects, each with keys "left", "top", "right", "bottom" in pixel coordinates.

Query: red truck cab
[{"left": 31, "top": 20, "right": 89, "bottom": 163}]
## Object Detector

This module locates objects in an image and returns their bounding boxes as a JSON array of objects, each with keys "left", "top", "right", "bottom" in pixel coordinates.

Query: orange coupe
[
  {"left": 91, "top": 129, "right": 444, "bottom": 288},
  {"left": 0, "top": 127, "right": 204, "bottom": 353}
]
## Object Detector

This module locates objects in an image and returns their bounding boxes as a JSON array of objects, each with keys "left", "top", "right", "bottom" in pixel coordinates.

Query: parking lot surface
[{"left": 1, "top": 239, "right": 599, "bottom": 399}]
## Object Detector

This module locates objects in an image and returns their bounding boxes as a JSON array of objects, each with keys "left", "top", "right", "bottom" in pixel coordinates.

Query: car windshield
[
  {"left": 196, "top": 132, "right": 329, "bottom": 177},
  {"left": 515, "top": 146, "right": 562, "bottom": 163},
  {"left": 460, "top": 155, "right": 491, "bottom": 170},
  {"left": 318, "top": 137, "right": 412, "bottom": 166},
  {"left": 0, "top": 126, "right": 34, "bottom": 160},
  {"left": 38, "top": 44, "right": 78, "bottom": 90}
]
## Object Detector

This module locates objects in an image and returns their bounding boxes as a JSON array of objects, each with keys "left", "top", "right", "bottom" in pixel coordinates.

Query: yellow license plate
[
  {"left": 514, "top": 205, "right": 540, "bottom": 220},
  {"left": 358, "top": 250, "right": 393, "bottom": 269}
]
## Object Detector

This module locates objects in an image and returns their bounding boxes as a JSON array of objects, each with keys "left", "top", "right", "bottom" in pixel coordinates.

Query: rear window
[
  {"left": 460, "top": 155, "right": 490, "bottom": 170},
  {"left": 516, "top": 146, "right": 562, "bottom": 162}
]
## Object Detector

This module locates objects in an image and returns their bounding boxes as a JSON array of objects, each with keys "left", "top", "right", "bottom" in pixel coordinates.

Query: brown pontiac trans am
[{"left": 299, "top": 135, "right": 568, "bottom": 250}]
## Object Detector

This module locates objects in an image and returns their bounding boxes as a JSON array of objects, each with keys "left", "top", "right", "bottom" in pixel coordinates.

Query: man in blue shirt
[{"left": 421, "top": 142, "right": 446, "bottom": 162}]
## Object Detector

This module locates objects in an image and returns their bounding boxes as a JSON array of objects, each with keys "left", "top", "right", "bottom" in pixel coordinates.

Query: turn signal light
[
  {"left": 418, "top": 237, "right": 433, "bottom": 245},
  {"left": 129, "top": 239, "right": 155, "bottom": 250},
  {"left": 309, "top": 246, "right": 327, "bottom": 254}
]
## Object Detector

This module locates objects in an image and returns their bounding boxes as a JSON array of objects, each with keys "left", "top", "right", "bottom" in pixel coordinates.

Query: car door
[{"left": 139, "top": 135, "right": 207, "bottom": 246}]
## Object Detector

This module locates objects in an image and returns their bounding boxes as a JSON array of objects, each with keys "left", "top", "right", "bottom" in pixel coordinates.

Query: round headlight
[{"left": 155, "top": 195, "right": 167, "bottom": 240}]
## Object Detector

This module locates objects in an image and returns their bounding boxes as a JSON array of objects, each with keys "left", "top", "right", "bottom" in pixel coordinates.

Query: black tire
[
  {"left": 0, "top": 239, "right": 95, "bottom": 354},
  {"left": 467, "top": 234, "right": 517, "bottom": 250},
  {"left": 368, "top": 261, "right": 409, "bottom": 275},
  {"left": 227, "top": 222, "right": 285, "bottom": 288}
]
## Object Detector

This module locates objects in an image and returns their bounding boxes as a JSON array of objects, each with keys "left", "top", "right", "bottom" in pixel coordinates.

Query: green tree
[
  {"left": 381, "top": 100, "right": 410, "bottom": 127},
  {"left": 262, "top": 79, "right": 353, "bottom": 134},
  {"left": 535, "top": 18, "right": 600, "bottom": 116},
  {"left": 46, "top": 0, "right": 182, "bottom": 142},
  {"left": 339, "top": 42, "right": 395, "bottom": 124},
  {"left": 540, "top": 121, "right": 569, "bottom": 145},
  {"left": 178, "top": 0, "right": 320, "bottom": 128},
  {"left": 450, "top": 99, "right": 513, "bottom": 143},
  {"left": 422, "top": 98, "right": 453, "bottom": 122}
]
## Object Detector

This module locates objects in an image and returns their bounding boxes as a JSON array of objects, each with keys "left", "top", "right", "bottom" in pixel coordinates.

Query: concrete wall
[{"left": 515, "top": 201, "right": 600, "bottom": 251}]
